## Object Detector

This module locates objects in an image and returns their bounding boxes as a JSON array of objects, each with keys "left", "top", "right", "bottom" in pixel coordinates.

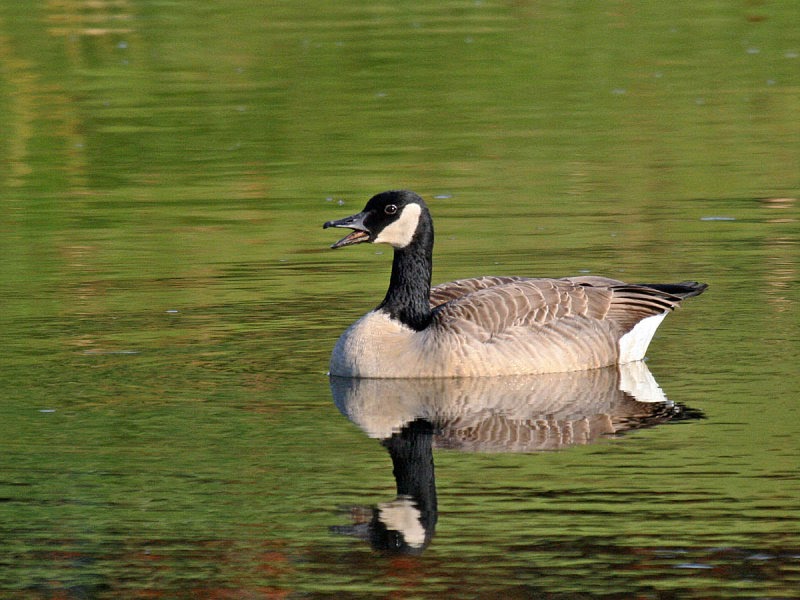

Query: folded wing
[{"left": 430, "top": 276, "right": 687, "bottom": 338}]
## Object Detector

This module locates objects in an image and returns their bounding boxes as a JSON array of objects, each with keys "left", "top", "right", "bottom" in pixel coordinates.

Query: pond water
[{"left": 1, "top": 1, "right": 798, "bottom": 598}]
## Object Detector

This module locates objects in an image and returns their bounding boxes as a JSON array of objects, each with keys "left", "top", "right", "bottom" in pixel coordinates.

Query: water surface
[{"left": 1, "top": 1, "right": 798, "bottom": 598}]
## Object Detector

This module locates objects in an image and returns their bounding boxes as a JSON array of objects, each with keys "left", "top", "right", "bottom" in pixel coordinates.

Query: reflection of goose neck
[
  {"left": 380, "top": 418, "right": 438, "bottom": 550},
  {"left": 383, "top": 419, "right": 437, "bottom": 514}
]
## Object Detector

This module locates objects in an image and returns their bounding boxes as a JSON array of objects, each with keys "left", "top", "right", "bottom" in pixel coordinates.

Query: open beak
[{"left": 323, "top": 212, "right": 371, "bottom": 249}]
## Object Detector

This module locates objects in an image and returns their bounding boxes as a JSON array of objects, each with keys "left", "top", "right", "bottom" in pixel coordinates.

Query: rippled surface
[{"left": 1, "top": 1, "right": 799, "bottom": 598}]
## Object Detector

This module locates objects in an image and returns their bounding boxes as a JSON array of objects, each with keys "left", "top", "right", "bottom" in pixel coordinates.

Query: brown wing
[
  {"left": 429, "top": 276, "right": 526, "bottom": 308},
  {"left": 430, "top": 277, "right": 684, "bottom": 337}
]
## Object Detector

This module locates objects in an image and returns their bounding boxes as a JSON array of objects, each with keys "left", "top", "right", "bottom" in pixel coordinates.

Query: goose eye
[{"left": 384, "top": 204, "right": 398, "bottom": 215}]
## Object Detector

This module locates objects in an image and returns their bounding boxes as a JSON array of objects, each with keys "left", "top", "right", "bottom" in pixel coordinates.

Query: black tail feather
[{"left": 636, "top": 281, "right": 708, "bottom": 300}]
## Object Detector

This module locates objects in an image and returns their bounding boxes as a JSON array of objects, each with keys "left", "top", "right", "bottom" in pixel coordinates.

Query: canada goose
[{"left": 323, "top": 190, "right": 707, "bottom": 378}]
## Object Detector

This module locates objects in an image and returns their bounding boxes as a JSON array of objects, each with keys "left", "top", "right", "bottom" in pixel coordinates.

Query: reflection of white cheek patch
[
  {"left": 373, "top": 203, "right": 422, "bottom": 248},
  {"left": 378, "top": 497, "right": 426, "bottom": 548}
]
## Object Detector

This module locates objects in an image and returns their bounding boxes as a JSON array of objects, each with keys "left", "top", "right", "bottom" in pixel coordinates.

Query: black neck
[{"left": 377, "top": 215, "right": 434, "bottom": 331}]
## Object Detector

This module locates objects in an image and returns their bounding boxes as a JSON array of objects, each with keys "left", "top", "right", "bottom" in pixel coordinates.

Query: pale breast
[
  {"left": 329, "top": 308, "right": 624, "bottom": 377},
  {"left": 330, "top": 310, "right": 484, "bottom": 377},
  {"left": 329, "top": 311, "right": 428, "bottom": 377}
]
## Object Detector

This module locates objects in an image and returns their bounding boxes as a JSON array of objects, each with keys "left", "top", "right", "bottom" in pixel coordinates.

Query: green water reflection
[{"left": 1, "top": 0, "right": 798, "bottom": 597}]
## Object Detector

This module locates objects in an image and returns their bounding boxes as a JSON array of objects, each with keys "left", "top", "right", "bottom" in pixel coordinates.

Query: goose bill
[
  {"left": 324, "top": 212, "right": 371, "bottom": 249},
  {"left": 330, "top": 229, "right": 371, "bottom": 249}
]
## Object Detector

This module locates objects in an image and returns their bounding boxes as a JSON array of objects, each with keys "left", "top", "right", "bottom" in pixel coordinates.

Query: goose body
[{"left": 324, "top": 191, "right": 706, "bottom": 378}]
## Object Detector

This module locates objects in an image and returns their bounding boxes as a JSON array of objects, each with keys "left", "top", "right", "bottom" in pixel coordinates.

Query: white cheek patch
[{"left": 373, "top": 203, "right": 422, "bottom": 248}]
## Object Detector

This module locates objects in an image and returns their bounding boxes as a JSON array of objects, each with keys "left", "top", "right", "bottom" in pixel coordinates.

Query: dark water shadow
[{"left": 329, "top": 362, "right": 703, "bottom": 555}]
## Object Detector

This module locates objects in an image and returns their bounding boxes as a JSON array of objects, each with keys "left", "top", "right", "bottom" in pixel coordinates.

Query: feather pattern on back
[{"left": 431, "top": 277, "right": 682, "bottom": 335}]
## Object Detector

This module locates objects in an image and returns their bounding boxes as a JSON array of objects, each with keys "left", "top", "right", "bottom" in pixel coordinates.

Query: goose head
[{"left": 323, "top": 190, "right": 430, "bottom": 250}]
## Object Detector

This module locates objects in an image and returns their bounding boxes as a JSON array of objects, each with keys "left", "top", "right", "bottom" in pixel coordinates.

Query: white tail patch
[
  {"left": 618, "top": 312, "right": 667, "bottom": 363},
  {"left": 373, "top": 203, "right": 422, "bottom": 248}
]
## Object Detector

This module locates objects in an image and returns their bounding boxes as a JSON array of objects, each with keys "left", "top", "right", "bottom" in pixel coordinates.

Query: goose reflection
[{"left": 329, "top": 362, "right": 702, "bottom": 554}]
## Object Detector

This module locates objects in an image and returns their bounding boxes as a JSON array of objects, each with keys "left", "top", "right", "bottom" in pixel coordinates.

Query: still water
[{"left": 1, "top": 1, "right": 798, "bottom": 598}]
